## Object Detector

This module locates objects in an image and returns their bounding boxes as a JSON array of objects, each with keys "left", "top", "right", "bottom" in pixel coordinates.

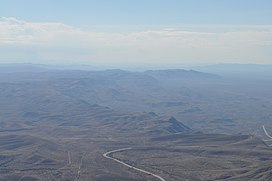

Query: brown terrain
[{"left": 0, "top": 66, "right": 272, "bottom": 181}]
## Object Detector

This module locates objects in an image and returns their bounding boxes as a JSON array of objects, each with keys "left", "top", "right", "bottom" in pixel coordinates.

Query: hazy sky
[{"left": 0, "top": 0, "right": 272, "bottom": 65}]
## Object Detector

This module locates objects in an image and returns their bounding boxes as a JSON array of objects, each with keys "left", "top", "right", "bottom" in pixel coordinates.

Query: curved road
[
  {"left": 262, "top": 125, "right": 272, "bottom": 139},
  {"left": 103, "top": 147, "right": 166, "bottom": 181},
  {"left": 262, "top": 125, "right": 272, "bottom": 147}
]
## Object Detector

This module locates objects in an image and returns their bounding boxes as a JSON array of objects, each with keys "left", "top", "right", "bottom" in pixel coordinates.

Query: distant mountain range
[
  {"left": 145, "top": 69, "right": 220, "bottom": 79},
  {"left": 2, "top": 63, "right": 272, "bottom": 79}
]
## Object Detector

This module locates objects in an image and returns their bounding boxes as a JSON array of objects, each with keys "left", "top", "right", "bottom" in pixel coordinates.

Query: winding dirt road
[
  {"left": 103, "top": 147, "right": 166, "bottom": 181},
  {"left": 262, "top": 125, "right": 272, "bottom": 139}
]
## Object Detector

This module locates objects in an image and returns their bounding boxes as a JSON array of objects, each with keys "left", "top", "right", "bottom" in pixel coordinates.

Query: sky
[{"left": 0, "top": 0, "right": 272, "bottom": 65}]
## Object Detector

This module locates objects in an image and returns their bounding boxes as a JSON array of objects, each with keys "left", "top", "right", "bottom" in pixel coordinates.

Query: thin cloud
[{"left": 0, "top": 17, "right": 272, "bottom": 64}]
